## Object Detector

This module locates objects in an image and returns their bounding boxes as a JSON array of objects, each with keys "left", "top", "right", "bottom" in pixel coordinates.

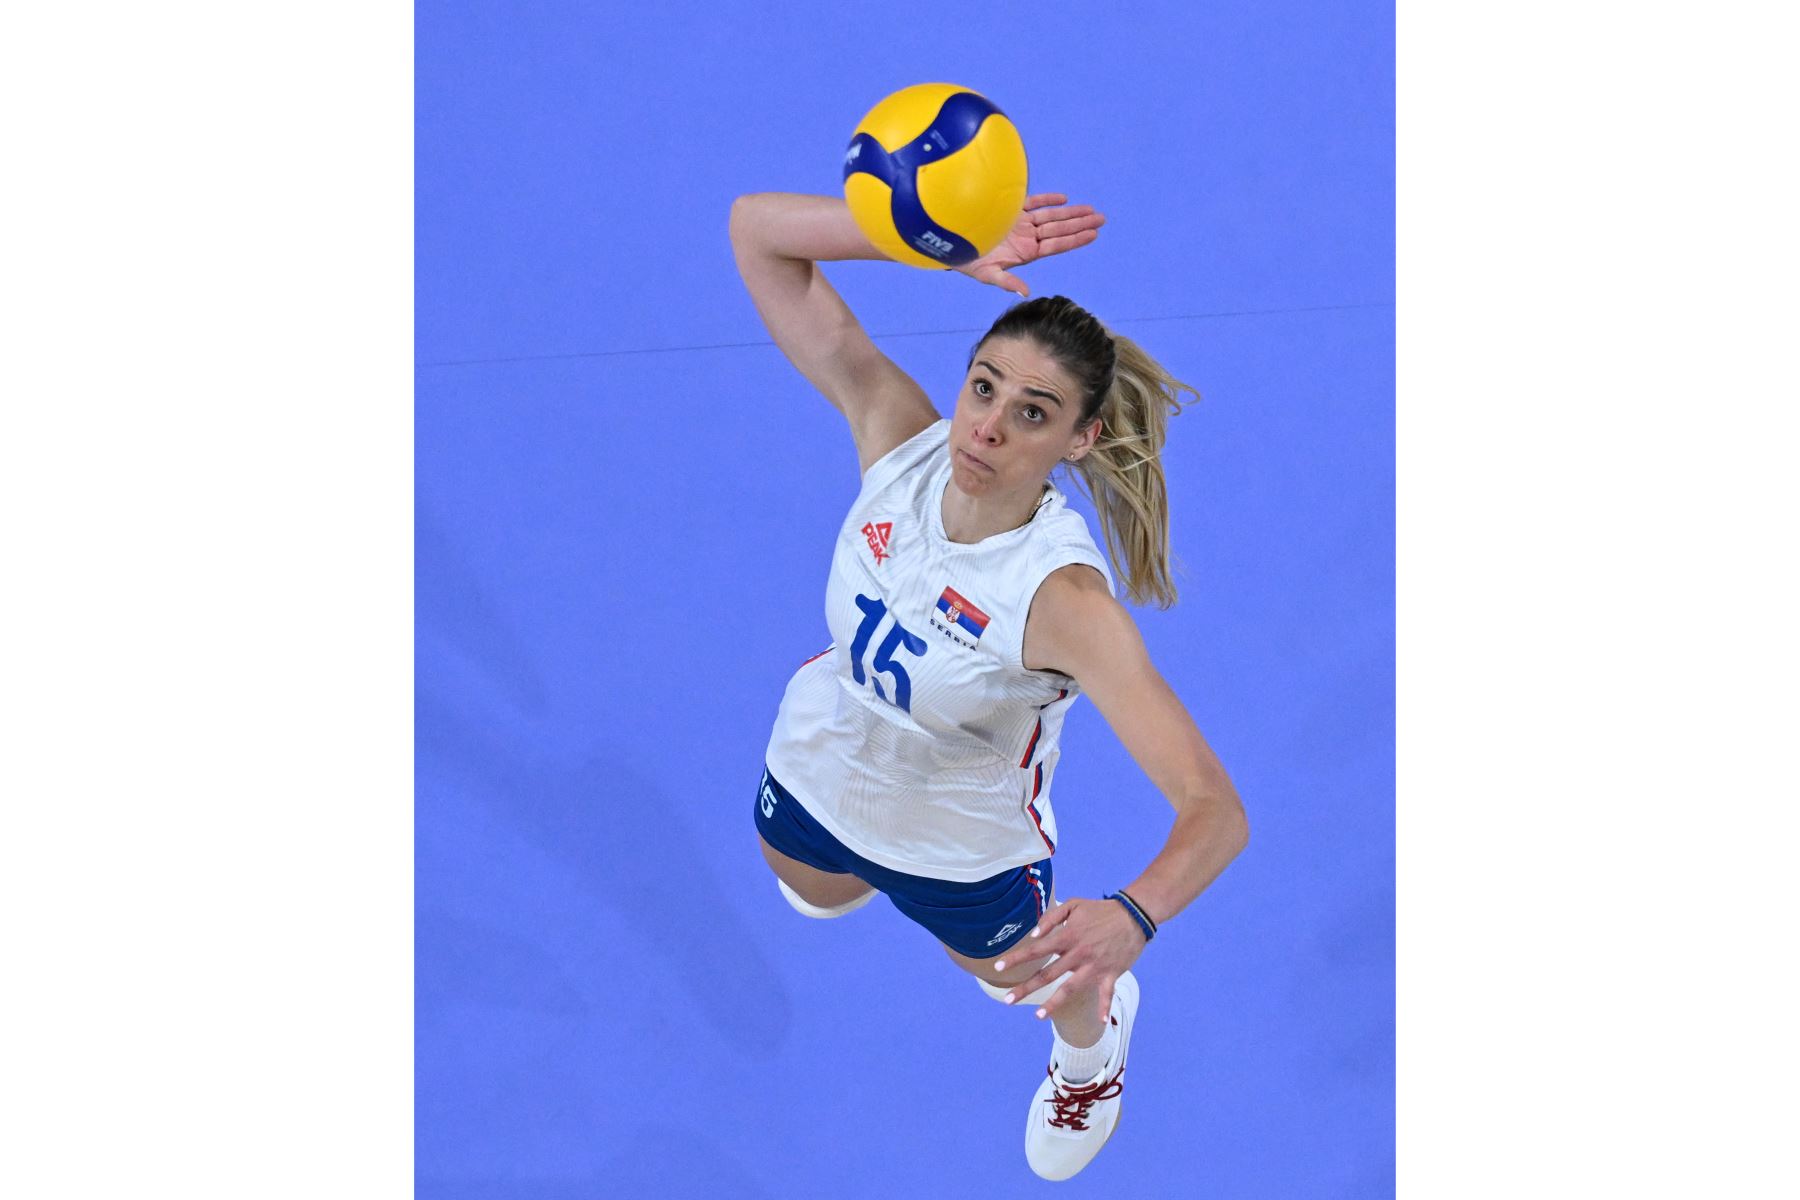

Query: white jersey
[{"left": 764, "top": 418, "right": 1114, "bottom": 882}]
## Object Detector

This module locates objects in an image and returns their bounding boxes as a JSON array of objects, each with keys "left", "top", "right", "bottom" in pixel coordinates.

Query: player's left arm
[{"left": 1022, "top": 563, "right": 1250, "bottom": 927}]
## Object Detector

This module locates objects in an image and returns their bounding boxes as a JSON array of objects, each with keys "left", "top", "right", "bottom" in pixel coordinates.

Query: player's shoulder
[
  {"left": 1025, "top": 499, "right": 1114, "bottom": 587},
  {"left": 1021, "top": 561, "right": 1133, "bottom": 675},
  {"left": 1032, "top": 560, "right": 1116, "bottom": 612},
  {"left": 1025, "top": 560, "right": 1122, "bottom": 643}
]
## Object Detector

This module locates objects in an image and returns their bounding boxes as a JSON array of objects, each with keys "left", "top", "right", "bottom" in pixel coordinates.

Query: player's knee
[
  {"left": 778, "top": 877, "right": 876, "bottom": 919},
  {"left": 946, "top": 942, "right": 1055, "bottom": 990},
  {"left": 759, "top": 837, "right": 871, "bottom": 913},
  {"left": 972, "top": 959, "right": 1072, "bottom": 1007}
]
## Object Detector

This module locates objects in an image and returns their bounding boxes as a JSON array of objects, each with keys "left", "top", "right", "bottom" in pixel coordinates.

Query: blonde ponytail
[
  {"left": 971, "top": 296, "right": 1198, "bottom": 608},
  {"left": 1069, "top": 333, "right": 1198, "bottom": 608}
]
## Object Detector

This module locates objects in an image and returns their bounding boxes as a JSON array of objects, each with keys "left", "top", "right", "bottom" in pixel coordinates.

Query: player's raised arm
[
  {"left": 727, "top": 191, "right": 1107, "bottom": 473},
  {"left": 728, "top": 192, "right": 939, "bottom": 473}
]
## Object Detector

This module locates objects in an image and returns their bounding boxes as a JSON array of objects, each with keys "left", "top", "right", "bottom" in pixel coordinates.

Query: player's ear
[{"left": 1066, "top": 416, "right": 1101, "bottom": 462}]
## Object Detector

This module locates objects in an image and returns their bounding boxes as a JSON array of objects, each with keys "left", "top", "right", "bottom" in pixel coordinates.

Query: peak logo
[{"left": 862, "top": 521, "right": 893, "bottom": 565}]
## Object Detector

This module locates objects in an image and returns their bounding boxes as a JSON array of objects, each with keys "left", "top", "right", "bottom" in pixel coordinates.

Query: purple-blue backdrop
[{"left": 417, "top": 3, "right": 1394, "bottom": 1194}]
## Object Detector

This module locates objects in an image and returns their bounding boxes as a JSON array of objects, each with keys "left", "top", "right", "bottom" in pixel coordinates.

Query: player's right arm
[
  {"left": 729, "top": 193, "right": 940, "bottom": 475},
  {"left": 728, "top": 192, "right": 1107, "bottom": 470}
]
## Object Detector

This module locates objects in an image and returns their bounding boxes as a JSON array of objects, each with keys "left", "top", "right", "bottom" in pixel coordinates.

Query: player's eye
[
  {"left": 1022, "top": 405, "right": 1044, "bottom": 423},
  {"left": 973, "top": 379, "right": 992, "bottom": 397}
]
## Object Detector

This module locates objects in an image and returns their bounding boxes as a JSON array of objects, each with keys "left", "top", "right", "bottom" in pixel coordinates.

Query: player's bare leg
[
  {"left": 942, "top": 937, "right": 1136, "bottom": 1180},
  {"left": 939, "top": 940, "right": 1106, "bottom": 1047},
  {"left": 758, "top": 836, "right": 876, "bottom": 910}
]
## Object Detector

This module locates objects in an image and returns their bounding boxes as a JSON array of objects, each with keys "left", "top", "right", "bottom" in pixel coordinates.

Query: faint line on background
[{"left": 415, "top": 301, "right": 1393, "bottom": 370}]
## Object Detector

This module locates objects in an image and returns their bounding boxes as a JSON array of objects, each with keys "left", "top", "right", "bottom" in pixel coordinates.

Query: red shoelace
[{"left": 1045, "top": 1066, "right": 1125, "bottom": 1131}]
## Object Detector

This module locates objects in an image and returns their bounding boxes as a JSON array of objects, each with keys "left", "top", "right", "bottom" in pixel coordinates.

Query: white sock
[{"left": 1051, "top": 1019, "right": 1119, "bottom": 1085}]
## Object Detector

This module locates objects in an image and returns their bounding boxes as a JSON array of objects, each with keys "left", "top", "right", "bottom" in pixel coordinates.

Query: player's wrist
[{"left": 1105, "top": 891, "right": 1156, "bottom": 944}]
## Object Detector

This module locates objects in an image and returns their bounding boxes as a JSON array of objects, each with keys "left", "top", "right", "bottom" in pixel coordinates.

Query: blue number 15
[{"left": 849, "top": 594, "right": 928, "bottom": 712}]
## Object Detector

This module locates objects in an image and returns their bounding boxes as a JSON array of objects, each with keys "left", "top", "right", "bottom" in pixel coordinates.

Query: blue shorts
[{"left": 754, "top": 765, "right": 1052, "bottom": 959}]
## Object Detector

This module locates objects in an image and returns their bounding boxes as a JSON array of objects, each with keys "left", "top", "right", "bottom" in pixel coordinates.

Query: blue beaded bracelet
[{"left": 1106, "top": 891, "right": 1157, "bottom": 943}]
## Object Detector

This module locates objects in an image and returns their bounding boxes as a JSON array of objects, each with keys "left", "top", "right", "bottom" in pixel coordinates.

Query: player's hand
[
  {"left": 955, "top": 193, "right": 1106, "bottom": 299},
  {"left": 995, "top": 896, "right": 1146, "bottom": 1026}
]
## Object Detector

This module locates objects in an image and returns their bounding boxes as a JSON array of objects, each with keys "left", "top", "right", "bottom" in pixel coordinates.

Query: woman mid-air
[{"left": 729, "top": 189, "right": 1249, "bottom": 1181}]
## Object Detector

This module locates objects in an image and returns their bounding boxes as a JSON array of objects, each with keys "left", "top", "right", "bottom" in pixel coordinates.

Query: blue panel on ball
[
  {"left": 842, "top": 132, "right": 895, "bottom": 188},
  {"left": 842, "top": 91, "right": 1007, "bottom": 267},
  {"left": 897, "top": 91, "right": 1005, "bottom": 165}
]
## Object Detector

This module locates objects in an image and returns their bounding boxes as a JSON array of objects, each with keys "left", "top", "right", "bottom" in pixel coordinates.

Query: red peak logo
[{"left": 861, "top": 521, "right": 893, "bottom": 565}]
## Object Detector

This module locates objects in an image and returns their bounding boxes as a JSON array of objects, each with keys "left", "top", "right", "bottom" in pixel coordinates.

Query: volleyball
[{"left": 842, "top": 83, "right": 1028, "bottom": 271}]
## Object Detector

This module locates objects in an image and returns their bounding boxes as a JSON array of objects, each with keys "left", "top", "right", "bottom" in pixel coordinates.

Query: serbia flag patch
[{"left": 936, "top": 586, "right": 991, "bottom": 640}]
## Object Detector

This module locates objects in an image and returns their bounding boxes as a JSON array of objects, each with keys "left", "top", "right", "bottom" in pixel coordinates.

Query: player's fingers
[
  {"left": 1018, "top": 917, "right": 1075, "bottom": 961},
  {"left": 1028, "top": 919, "right": 1084, "bottom": 965},
  {"left": 1030, "top": 901, "right": 1075, "bottom": 939},
  {"left": 1036, "top": 210, "right": 1103, "bottom": 240},
  {"left": 1096, "top": 975, "right": 1117, "bottom": 1028},
  {"left": 992, "top": 947, "right": 1055, "bottom": 974},
  {"left": 973, "top": 265, "right": 1027, "bottom": 297},
  {"left": 1032, "top": 205, "right": 1098, "bottom": 229},
  {"left": 998, "top": 957, "right": 1068, "bottom": 1006},
  {"left": 1040, "top": 228, "right": 1101, "bottom": 259},
  {"left": 1022, "top": 192, "right": 1069, "bottom": 210},
  {"left": 1033, "top": 966, "right": 1089, "bottom": 1020}
]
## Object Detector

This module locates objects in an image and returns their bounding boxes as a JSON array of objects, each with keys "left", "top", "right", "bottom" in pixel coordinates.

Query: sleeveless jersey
[{"left": 763, "top": 418, "right": 1114, "bottom": 882}]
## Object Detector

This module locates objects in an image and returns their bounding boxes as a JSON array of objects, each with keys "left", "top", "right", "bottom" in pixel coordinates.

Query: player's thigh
[
  {"left": 752, "top": 766, "right": 876, "bottom": 909},
  {"left": 942, "top": 939, "right": 1056, "bottom": 988},
  {"left": 757, "top": 835, "right": 875, "bottom": 909}
]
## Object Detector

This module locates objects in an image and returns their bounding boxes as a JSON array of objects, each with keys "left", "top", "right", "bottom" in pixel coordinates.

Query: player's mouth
[{"left": 957, "top": 448, "right": 993, "bottom": 472}]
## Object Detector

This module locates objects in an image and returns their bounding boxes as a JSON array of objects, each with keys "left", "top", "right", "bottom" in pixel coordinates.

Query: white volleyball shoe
[{"left": 1024, "top": 969, "right": 1140, "bottom": 1181}]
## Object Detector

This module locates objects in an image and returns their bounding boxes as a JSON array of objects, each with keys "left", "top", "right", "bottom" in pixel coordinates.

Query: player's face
[{"left": 949, "top": 338, "right": 1097, "bottom": 497}]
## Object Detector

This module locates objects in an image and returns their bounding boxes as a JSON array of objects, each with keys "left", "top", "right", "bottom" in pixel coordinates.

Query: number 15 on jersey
[{"left": 849, "top": 593, "right": 927, "bottom": 712}]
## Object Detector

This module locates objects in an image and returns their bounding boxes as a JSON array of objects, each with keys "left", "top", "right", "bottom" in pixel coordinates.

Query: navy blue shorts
[{"left": 754, "top": 766, "right": 1052, "bottom": 959}]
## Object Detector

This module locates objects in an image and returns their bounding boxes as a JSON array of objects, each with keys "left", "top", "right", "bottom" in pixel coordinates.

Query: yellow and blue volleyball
[{"left": 843, "top": 83, "right": 1028, "bottom": 270}]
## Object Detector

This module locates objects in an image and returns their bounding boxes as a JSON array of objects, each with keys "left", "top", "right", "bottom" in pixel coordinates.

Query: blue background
[{"left": 417, "top": 2, "right": 1393, "bottom": 1195}]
